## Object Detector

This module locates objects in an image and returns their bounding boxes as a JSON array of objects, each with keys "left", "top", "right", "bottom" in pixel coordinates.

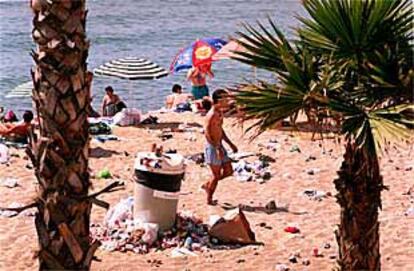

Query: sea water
[{"left": 0, "top": 0, "right": 303, "bottom": 114}]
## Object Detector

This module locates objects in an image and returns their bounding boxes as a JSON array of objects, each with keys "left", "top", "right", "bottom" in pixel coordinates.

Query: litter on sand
[
  {"left": 0, "top": 178, "right": 18, "bottom": 188},
  {"left": 301, "top": 189, "right": 331, "bottom": 201},
  {"left": 233, "top": 160, "right": 272, "bottom": 182},
  {"left": 97, "top": 168, "right": 112, "bottom": 179},
  {"left": 209, "top": 208, "right": 256, "bottom": 245},
  {"left": 0, "top": 143, "right": 9, "bottom": 164},
  {"left": 0, "top": 202, "right": 35, "bottom": 217},
  {"left": 94, "top": 134, "right": 119, "bottom": 143},
  {"left": 91, "top": 197, "right": 257, "bottom": 255}
]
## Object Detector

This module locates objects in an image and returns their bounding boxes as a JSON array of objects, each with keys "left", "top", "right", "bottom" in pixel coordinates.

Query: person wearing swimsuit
[
  {"left": 187, "top": 64, "right": 214, "bottom": 100},
  {"left": 201, "top": 89, "right": 238, "bottom": 205},
  {"left": 101, "top": 86, "right": 123, "bottom": 117}
]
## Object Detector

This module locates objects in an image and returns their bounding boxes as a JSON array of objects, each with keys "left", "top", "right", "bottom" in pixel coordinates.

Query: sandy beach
[{"left": 0, "top": 112, "right": 413, "bottom": 271}]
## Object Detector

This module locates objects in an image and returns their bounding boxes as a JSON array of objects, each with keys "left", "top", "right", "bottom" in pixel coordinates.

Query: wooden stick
[
  {"left": 0, "top": 202, "right": 37, "bottom": 213},
  {"left": 90, "top": 198, "right": 109, "bottom": 209},
  {"left": 83, "top": 180, "right": 124, "bottom": 199}
]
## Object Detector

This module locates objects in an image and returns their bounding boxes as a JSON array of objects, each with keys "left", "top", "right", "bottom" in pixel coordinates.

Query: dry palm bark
[
  {"left": 29, "top": 0, "right": 98, "bottom": 269},
  {"left": 334, "top": 143, "right": 383, "bottom": 271}
]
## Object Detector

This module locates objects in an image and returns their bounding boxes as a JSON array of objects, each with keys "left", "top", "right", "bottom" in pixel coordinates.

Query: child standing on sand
[{"left": 202, "top": 89, "right": 238, "bottom": 205}]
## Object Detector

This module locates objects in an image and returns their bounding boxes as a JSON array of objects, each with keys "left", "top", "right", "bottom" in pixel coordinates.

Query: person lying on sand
[
  {"left": 165, "top": 84, "right": 193, "bottom": 110},
  {"left": 0, "top": 110, "right": 33, "bottom": 142},
  {"left": 192, "top": 97, "right": 212, "bottom": 115},
  {"left": 202, "top": 89, "right": 238, "bottom": 205}
]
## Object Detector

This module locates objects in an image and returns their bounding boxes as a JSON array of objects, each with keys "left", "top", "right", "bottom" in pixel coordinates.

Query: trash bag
[
  {"left": 104, "top": 197, "right": 134, "bottom": 228},
  {"left": 209, "top": 208, "right": 256, "bottom": 244}
]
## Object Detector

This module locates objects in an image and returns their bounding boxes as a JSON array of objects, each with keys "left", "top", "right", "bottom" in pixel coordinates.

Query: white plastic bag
[
  {"left": 0, "top": 144, "right": 9, "bottom": 164},
  {"left": 104, "top": 197, "right": 134, "bottom": 228},
  {"left": 141, "top": 223, "right": 159, "bottom": 245}
]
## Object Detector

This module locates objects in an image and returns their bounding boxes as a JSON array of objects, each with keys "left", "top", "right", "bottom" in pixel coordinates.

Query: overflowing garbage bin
[{"left": 133, "top": 151, "right": 185, "bottom": 230}]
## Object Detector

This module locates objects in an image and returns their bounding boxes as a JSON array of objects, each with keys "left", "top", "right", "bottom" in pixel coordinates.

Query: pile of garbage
[
  {"left": 90, "top": 197, "right": 256, "bottom": 255},
  {"left": 91, "top": 211, "right": 210, "bottom": 254}
]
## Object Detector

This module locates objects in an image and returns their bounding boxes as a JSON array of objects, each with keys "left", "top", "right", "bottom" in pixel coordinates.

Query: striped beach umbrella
[
  {"left": 93, "top": 57, "right": 169, "bottom": 80},
  {"left": 5, "top": 81, "right": 33, "bottom": 98}
]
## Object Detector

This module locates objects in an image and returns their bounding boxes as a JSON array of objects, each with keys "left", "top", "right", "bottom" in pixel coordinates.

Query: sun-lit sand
[{"left": 0, "top": 112, "right": 413, "bottom": 271}]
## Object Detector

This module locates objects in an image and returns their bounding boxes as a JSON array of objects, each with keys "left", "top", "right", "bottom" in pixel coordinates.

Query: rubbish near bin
[
  {"left": 133, "top": 150, "right": 185, "bottom": 230},
  {"left": 209, "top": 208, "right": 256, "bottom": 244}
]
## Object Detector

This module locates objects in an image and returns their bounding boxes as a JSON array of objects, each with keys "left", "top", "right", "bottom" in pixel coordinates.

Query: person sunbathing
[
  {"left": 165, "top": 84, "right": 193, "bottom": 110},
  {"left": 0, "top": 110, "right": 34, "bottom": 142},
  {"left": 192, "top": 97, "right": 212, "bottom": 115}
]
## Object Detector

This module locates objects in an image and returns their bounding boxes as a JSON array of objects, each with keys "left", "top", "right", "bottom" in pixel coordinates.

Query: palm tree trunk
[
  {"left": 334, "top": 142, "right": 383, "bottom": 271},
  {"left": 30, "top": 0, "right": 98, "bottom": 269}
]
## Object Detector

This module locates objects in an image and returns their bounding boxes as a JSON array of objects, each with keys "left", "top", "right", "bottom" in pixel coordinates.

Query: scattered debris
[
  {"left": 258, "top": 141, "right": 280, "bottom": 152},
  {"left": 95, "top": 134, "right": 119, "bottom": 143},
  {"left": 97, "top": 168, "right": 112, "bottom": 179},
  {"left": 0, "top": 144, "right": 9, "bottom": 164},
  {"left": 305, "top": 155, "right": 317, "bottom": 162},
  {"left": 302, "top": 259, "right": 311, "bottom": 266},
  {"left": 289, "top": 255, "right": 298, "bottom": 263},
  {"left": 185, "top": 153, "right": 205, "bottom": 165},
  {"left": 265, "top": 200, "right": 277, "bottom": 212},
  {"left": 171, "top": 247, "right": 198, "bottom": 257},
  {"left": 233, "top": 160, "right": 272, "bottom": 182},
  {"left": 404, "top": 207, "right": 414, "bottom": 216},
  {"left": 0, "top": 202, "right": 21, "bottom": 217},
  {"left": 289, "top": 145, "right": 301, "bottom": 153},
  {"left": 0, "top": 178, "right": 18, "bottom": 188},
  {"left": 229, "top": 152, "right": 256, "bottom": 161},
  {"left": 158, "top": 132, "right": 173, "bottom": 141},
  {"left": 284, "top": 226, "right": 300, "bottom": 234},
  {"left": 301, "top": 189, "right": 330, "bottom": 201},
  {"left": 306, "top": 168, "right": 321, "bottom": 175},
  {"left": 313, "top": 247, "right": 322, "bottom": 257},
  {"left": 275, "top": 263, "right": 289, "bottom": 271},
  {"left": 209, "top": 208, "right": 256, "bottom": 244}
]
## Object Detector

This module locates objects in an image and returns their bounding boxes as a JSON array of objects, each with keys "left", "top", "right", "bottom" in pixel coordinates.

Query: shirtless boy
[{"left": 202, "top": 89, "right": 238, "bottom": 205}]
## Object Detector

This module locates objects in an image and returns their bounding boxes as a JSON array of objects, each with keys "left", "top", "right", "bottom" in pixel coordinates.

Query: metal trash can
[{"left": 133, "top": 152, "right": 185, "bottom": 230}]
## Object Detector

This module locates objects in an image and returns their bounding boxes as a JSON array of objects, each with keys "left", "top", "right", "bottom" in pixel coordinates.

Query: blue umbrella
[{"left": 170, "top": 37, "right": 227, "bottom": 73}]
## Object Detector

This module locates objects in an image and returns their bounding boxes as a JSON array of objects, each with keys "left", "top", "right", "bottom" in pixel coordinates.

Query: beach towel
[
  {"left": 174, "top": 103, "right": 192, "bottom": 113},
  {"left": 0, "top": 137, "right": 27, "bottom": 149},
  {"left": 113, "top": 108, "right": 141, "bottom": 126}
]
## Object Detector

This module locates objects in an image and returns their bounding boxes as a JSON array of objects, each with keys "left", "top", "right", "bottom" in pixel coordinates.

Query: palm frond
[
  {"left": 236, "top": 81, "right": 306, "bottom": 136},
  {"left": 299, "top": 0, "right": 413, "bottom": 62},
  {"left": 231, "top": 17, "right": 293, "bottom": 73}
]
